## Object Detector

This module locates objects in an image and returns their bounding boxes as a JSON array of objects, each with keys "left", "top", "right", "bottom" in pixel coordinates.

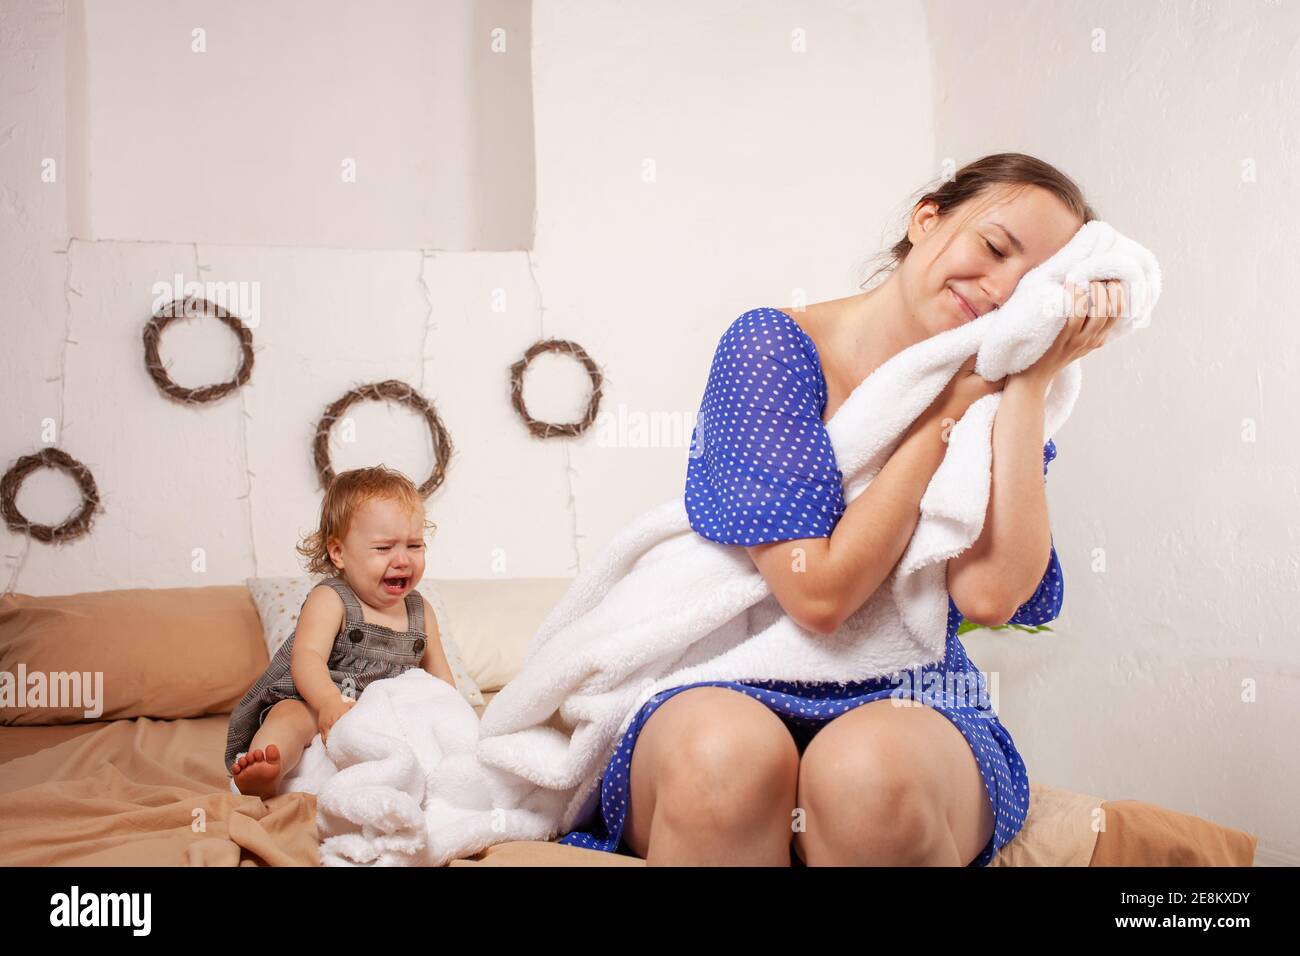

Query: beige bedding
[
  {"left": 0, "top": 712, "right": 1256, "bottom": 867},
  {"left": 0, "top": 715, "right": 318, "bottom": 866}
]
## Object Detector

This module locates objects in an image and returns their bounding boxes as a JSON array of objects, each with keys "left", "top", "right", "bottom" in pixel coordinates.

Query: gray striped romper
[{"left": 224, "top": 575, "right": 428, "bottom": 773}]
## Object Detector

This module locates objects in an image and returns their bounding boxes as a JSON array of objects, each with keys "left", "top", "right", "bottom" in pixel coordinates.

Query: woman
[{"left": 558, "top": 153, "right": 1124, "bottom": 866}]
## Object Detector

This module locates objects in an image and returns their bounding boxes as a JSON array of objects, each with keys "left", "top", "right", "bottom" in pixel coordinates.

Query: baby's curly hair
[{"left": 296, "top": 465, "right": 436, "bottom": 576}]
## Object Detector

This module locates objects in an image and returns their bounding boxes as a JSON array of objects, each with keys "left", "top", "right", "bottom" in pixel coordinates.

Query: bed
[{"left": 0, "top": 580, "right": 1258, "bottom": 867}]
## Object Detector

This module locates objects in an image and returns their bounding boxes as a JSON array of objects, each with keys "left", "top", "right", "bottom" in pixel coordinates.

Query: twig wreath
[
  {"left": 0, "top": 447, "right": 101, "bottom": 543},
  {"left": 312, "top": 379, "right": 453, "bottom": 498},
  {"left": 509, "top": 338, "right": 603, "bottom": 438},
  {"left": 143, "top": 296, "right": 254, "bottom": 404}
]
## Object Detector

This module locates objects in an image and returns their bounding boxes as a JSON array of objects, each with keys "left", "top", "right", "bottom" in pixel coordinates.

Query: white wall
[
  {"left": 69, "top": 0, "right": 534, "bottom": 250},
  {"left": 2, "top": 0, "right": 1294, "bottom": 862},
  {"left": 921, "top": 0, "right": 1300, "bottom": 864},
  {"left": 530, "top": 0, "right": 934, "bottom": 561},
  {"left": 2, "top": 0, "right": 929, "bottom": 588}
]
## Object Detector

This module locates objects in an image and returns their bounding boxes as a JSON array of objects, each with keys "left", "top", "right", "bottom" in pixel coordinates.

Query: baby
[{"left": 224, "top": 464, "right": 457, "bottom": 798}]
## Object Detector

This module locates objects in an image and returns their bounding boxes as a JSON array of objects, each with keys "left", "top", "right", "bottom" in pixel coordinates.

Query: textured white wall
[
  {"left": 2, "top": 0, "right": 929, "bottom": 590},
  {"left": 921, "top": 0, "right": 1300, "bottom": 865},
  {"left": 68, "top": 0, "right": 534, "bottom": 250},
  {"left": 530, "top": 0, "right": 934, "bottom": 565},
  {"left": 2, "top": 0, "right": 1292, "bottom": 862}
]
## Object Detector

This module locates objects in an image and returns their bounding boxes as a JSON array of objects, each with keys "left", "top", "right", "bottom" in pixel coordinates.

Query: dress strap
[
  {"left": 319, "top": 576, "right": 364, "bottom": 627},
  {"left": 403, "top": 589, "right": 425, "bottom": 635}
]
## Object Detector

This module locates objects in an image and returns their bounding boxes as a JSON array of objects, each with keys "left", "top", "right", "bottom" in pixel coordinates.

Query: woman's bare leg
[
  {"left": 793, "top": 698, "right": 995, "bottom": 866},
  {"left": 623, "top": 686, "right": 801, "bottom": 866},
  {"left": 231, "top": 698, "right": 318, "bottom": 798}
]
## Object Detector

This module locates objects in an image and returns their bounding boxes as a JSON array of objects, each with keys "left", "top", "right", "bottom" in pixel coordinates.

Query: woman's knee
[
  {"left": 651, "top": 694, "right": 800, "bottom": 835},
  {"left": 798, "top": 729, "right": 948, "bottom": 861}
]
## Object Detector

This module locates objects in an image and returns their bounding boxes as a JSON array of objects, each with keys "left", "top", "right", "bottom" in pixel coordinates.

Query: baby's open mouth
[{"left": 381, "top": 575, "right": 410, "bottom": 594}]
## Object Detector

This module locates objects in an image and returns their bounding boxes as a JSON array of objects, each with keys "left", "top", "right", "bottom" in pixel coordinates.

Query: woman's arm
[
  {"left": 947, "top": 280, "right": 1124, "bottom": 621},
  {"left": 746, "top": 414, "right": 950, "bottom": 635},
  {"left": 947, "top": 372, "right": 1053, "bottom": 624}
]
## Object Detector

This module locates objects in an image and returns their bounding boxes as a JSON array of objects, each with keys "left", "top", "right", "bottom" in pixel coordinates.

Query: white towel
[
  {"left": 281, "top": 219, "right": 1161, "bottom": 862},
  {"left": 263, "top": 670, "right": 524, "bottom": 865}
]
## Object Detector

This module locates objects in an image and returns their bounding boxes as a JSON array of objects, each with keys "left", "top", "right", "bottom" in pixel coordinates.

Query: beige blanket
[{"left": 0, "top": 716, "right": 318, "bottom": 866}]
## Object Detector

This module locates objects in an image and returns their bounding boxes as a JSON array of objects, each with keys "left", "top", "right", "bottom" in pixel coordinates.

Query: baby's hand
[{"left": 319, "top": 696, "right": 357, "bottom": 743}]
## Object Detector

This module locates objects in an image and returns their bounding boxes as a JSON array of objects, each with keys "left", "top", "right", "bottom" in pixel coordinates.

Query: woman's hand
[
  {"left": 318, "top": 695, "right": 357, "bottom": 743},
  {"left": 1020, "top": 279, "right": 1127, "bottom": 385}
]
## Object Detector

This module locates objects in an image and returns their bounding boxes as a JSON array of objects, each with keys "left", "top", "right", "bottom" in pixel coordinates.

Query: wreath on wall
[
  {"left": 0, "top": 447, "right": 101, "bottom": 543},
  {"left": 312, "top": 379, "right": 453, "bottom": 498},
  {"left": 143, "top": 296, "right": 255, "bottom": 404},
  {"left": 509, "top": 338, "right": 603, "bottom": 438}
]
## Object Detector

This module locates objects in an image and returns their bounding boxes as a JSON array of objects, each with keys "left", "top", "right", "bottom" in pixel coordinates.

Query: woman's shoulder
[
  {"left": 711, "top": 307, "right": 821, "bottom": 376},
  {"left": 718, "top": 305, "right": 808, "bottom": 342}
]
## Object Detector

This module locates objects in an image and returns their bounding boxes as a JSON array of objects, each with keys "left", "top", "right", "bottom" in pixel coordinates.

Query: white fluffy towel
[{"left": 268, "top": 670, "right": 515, "bottom": 866}]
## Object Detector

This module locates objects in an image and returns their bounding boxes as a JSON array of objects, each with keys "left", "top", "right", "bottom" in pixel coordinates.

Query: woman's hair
[
  {"left": 296, "top": 465, "right": 436, "bottom": 576},
  {"left": 860, "top": 152, "right": 1099, "bottom": 290}
]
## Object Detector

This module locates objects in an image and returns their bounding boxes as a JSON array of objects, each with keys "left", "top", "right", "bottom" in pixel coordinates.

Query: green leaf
[{"left": 956, "top": 619, "right": 1055, "bottom": 636}]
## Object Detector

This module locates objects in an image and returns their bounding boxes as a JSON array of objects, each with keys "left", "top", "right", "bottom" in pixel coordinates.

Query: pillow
[
  {"left": 431, "top": 577, "right": 577, "bottom": 693},
  {"left": 0, "top": 585, "right": 268, "bottom": 725},
  {"left": 1086, "top": 799, "right": 1259, "bottom": 866},
  {"left": 243, "top": 575, "right": 483, "bottom": 708}
]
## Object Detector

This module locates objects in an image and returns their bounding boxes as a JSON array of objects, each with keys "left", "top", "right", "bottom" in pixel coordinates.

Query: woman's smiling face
[
  {"left": 326, "top": 496, "right": 426, "bottom": 609},
  {"left": 901, "top": 182, "right": 1085, "bottom": 336}
]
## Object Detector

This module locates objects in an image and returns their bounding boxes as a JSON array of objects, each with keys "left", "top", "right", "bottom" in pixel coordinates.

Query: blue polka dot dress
[{"left": 558, "top": 308, "right": 1063, "bottom": 866}]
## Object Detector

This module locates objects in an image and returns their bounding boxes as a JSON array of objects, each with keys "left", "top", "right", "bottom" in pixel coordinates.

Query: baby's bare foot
[{"left": 231, "top": 744, "right": 283, "bottom": 799}]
